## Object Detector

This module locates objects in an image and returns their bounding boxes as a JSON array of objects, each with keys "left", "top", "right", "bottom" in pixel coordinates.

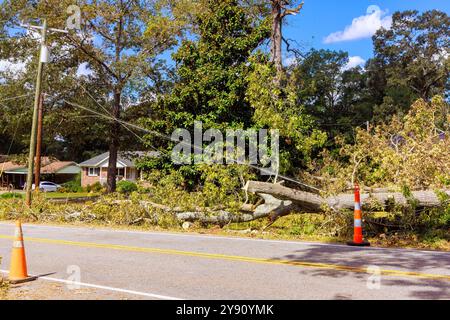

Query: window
[
  {"left": 117, "top": 168, "right": 125, "bottom": 177},
  {"left": 88, "top": 167, "right": 100, "bottom": 177}
]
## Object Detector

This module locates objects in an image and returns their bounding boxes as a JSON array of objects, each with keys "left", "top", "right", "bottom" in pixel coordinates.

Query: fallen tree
[
  {"left": 137, "top": 181, "right": 449, "bottom": 224},
  {"left": 244, "top": 181, "right": 450, "bottom": 212},
  {"left": 139, "top": 194, "right": 300, "bottom": 224}
]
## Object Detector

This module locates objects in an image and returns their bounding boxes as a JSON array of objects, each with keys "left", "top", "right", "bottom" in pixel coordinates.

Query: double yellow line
[{"left": 0, "top": 234, "right": 449, "bottom": 281}]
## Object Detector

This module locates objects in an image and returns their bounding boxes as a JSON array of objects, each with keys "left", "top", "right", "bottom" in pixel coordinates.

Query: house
[
  {"left": 78, "top": 151, "right": 158, "bottom": 187},
  {"left": 0, "top": 157, "right": 81, "bottom": 189}
]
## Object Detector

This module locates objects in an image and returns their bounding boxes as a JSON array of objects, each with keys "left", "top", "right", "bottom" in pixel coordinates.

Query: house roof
[
  {"left": 0, "top": 161, "right": 25, "bottom": 172},
  {"left": 79, "top": 151, "right": 159, "bottom": 168},
  {"left": 41, "top": 161, "right": 78, "bottom": 174},
  {"left": 1, "top": 158, "right": 80, "bottom": 175}
]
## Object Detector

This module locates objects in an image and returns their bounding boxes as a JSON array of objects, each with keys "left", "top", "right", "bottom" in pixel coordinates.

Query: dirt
[{"left": 3, "top": 278, "right": 148, "bottom": 300}]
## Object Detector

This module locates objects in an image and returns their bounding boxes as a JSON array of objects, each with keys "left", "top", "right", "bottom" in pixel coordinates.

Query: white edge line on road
[
  {"left": 0, "top": 221, "right": 448, "bottom": 256},
  {"left": 0, "top": 269, "right": 183, "bottom": 300}
]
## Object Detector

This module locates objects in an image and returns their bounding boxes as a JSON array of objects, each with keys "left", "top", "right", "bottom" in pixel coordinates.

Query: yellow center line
[{"left": 0, "top": 234, "right": 449, "bottom": 281}]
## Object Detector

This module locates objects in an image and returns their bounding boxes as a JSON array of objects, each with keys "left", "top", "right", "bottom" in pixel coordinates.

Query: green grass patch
[
  {"left": 0, "top": 192, "right": 24, "bottom": 199},
  {"left": 43, "top": 192, "right": 98, "bottom": 199}
]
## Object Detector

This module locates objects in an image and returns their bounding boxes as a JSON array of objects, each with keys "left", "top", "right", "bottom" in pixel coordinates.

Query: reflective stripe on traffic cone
[
  {"left": 9, "top": 221, "right": 36, "bottom": 284},
  {"left": 347, "top": 182, "right": 370, "bottom": 247}
]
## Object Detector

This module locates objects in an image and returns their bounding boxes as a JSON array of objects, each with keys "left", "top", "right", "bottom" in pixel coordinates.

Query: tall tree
[
  {"left": 292, "top": 49, "right": 371, "bottom": 143},
  {"left": 66, "top": 0, "right": 179, "bottom": 192},
  {"left": 269, "top": 0, "right": 304, "bottom": 74},
  {"left": 158, "top": 0, "right": 270, "bottom": 129},
  {"left": 0, "top": 0, "right": 178, "bottom": 191},
  {"left": 371, "top": 10, "right": 449, "bottom": 120}
]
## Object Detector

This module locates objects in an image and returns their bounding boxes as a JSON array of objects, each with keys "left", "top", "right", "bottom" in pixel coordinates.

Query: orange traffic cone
[
  {"left": 9, "top": 221, "right": 36, "bottom": 284},
  {"left": 347, "top": 182, "right": 370, "bottom": 247}
]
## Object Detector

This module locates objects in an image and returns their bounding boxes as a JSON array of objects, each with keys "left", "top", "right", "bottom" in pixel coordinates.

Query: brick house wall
[
  {"left": 81, "top": 167, "right": 101, "bottom": 187},
  {"left": 81, "top": 167, "right": 138, "bottom": 187}
]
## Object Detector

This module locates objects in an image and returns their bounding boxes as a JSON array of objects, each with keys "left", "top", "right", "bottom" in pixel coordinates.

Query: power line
[
  {"left": 77, "top": 85, "right": 158, "bottom": 151},
  {"left": 63, "top": 99, "right": 322, "bottom": 192}
]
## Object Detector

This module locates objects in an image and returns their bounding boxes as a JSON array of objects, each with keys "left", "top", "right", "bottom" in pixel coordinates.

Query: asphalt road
[{"left": 0, "top": 222, "right": 449, "bottom": 300}]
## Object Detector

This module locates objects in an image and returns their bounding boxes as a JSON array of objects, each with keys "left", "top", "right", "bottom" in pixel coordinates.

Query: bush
[
  {"left": 62, "top": 174, "right": 83, "bottom": 193},
  {"left": 86, "top": 182, "right": 104, "bottom": 193},
  {"left": 116, "top": 180, "right": 138, "bottom": 194}
]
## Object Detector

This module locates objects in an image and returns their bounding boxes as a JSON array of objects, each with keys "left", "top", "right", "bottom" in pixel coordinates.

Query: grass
[
  {"left": 43, "top": 192, "right": 98, "bottom": 199},
  {"left": 0, "top": 192, "right": 23, "bottom": 199},
  {"left": 0, "top": 192, "right": 99, "bottom": 200}
]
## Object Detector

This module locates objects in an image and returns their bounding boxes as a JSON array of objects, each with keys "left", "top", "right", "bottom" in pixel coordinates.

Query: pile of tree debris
[{"left": 140, "top": 180, "right": 449, "bottom": 224}]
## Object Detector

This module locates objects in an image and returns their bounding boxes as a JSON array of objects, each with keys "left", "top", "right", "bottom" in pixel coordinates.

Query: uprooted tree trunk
[
  {"left": 138, "top": 181, "right": 449, "bottom": 224},
  {"left": 244, "top": 181, "right": 449, "bottom": 212}
]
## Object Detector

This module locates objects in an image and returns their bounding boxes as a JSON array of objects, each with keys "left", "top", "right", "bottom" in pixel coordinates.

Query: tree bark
[
  {"left": 139, "top": 194, "right": 299, "bottom": 224},
  {"left": 244, "top": 181, "right": 450, "bottom": 212},
  {"left": 271, "top": 0, "right": 283, "bottom": 74}
]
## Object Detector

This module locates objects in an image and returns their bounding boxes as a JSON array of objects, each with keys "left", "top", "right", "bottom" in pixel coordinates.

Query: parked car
[{"left": 31, "top": 181, "right": 61, "bottom": 192}]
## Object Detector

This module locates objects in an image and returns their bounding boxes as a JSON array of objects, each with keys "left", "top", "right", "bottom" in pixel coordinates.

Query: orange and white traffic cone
[
  {"left": 9, "top": 221, "right": 36, "bottom": 284},
  {"left": 347, "top": 182, "right": 370, "bottom": 247}
]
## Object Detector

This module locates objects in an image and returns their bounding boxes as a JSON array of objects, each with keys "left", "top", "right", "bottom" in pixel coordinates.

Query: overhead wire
[{"left": 63, "top": 99, "right": 322, "bottom": 192}]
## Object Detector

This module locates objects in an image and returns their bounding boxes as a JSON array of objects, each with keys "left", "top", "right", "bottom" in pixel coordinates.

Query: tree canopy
[{"left": 0, "top": 3, "right": 448, "bottom": 193}]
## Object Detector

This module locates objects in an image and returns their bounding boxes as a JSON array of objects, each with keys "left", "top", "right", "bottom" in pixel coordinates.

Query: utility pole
[
  {"left": 34, "top": 93, "right": 44, "bottom": 192},
  {"left": 25, "top": 19, "right": 47, "bottom": 206},
  {"left": 22, "top": 19, "right": 68, "bottom": 206}
]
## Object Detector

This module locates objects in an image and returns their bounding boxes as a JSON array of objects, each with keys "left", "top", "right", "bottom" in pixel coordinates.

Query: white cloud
[
  {"left": 343, "top": 56, "right": 366, "bottom": 70},
  {"left": 324, "top": 5, "right": 392, "bottom": 44},
  {"left": 76, "top": 62, "right": 94, "bottom": 77}
]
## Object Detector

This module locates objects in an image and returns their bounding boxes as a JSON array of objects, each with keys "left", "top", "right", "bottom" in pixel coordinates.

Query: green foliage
[
  {"left": 85, "top": 182, "right": 104, "bottom": 193},
  {"left": 0, "top": 192, "right": 23, "bottom": 199},
  {"left": 144, "top": 163, "right": 255, "bottom": 209},
  {"left": 116, "top": 181, "right": 138, "bottom": 194},
  {"left": 245, "top": 54, "right": 327, "bottom": 173},
  {"left": 141, "top": 0, "right": 270, "bottom": 150},
  {"left": 139, "top": 0, "right": 271, "bottom": 191},
  {"left": 61, "top": 173, "right": 83, "bottom": 193},
  {"left": 291, "top": 49, "right": 372, "bottom": 144},
  {"left": 166, "top": 0, "right": 270, "bottom": 127},
  {"left": 371, "top": 10, "right": 450, "bottom": 121},
  {"left": 313, "top": 96, "right": 450, "bottom": 193}
]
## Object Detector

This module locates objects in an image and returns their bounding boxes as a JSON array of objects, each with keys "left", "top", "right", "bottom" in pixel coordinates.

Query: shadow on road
[{"left": 269, "top": 244, "right": 450, "bottom": 299}]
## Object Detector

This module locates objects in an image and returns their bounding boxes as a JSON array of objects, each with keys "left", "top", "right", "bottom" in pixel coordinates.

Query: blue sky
[{"left": 282, "top": 0, "right": 450, "bottom": 68}]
